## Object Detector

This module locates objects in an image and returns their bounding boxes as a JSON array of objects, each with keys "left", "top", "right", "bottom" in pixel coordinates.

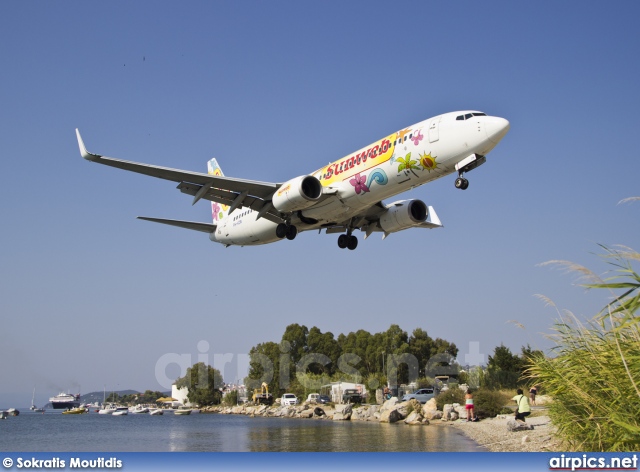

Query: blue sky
[{"left": 1, "top": 1, "right": 639, "bottom": 407}]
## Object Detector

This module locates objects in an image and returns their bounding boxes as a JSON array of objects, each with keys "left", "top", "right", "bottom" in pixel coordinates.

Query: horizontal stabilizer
[{"left": 137, "top": 217, "right": 216, "bottom": 233}]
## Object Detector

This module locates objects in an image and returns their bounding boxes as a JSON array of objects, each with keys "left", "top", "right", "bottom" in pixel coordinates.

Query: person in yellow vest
[{"left": 512, "top": 388, "right": 531, "bottom": 422}]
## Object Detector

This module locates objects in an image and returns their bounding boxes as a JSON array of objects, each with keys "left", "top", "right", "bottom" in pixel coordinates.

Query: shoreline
[
  {"left": 448, "top": 414, "right": 562, "bottom": 452},
  {"left": 201, "top": 400, "right": 562, "bottom": 452}
]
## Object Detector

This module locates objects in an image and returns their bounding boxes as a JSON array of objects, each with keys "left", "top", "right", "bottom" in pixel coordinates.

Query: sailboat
[{"left": 30, "top": 388, "right": 45, "bottom": 413}]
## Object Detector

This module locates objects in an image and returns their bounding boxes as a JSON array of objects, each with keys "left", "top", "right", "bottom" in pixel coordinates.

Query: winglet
[{"left": 75, "top": 129, "right": 101, "bottom": 161}]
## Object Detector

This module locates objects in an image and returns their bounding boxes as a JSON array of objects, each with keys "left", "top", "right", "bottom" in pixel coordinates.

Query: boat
[
  {"left": 99, "top": 404, "right": 128, "bottom": 415},
  {"left": 6, "top": 408, "right": 19, "bottom": 416},
  {"left": 112, "top": 410, "right": 128, "bottom": 416},
  {"left": 129, "top": 405, "right": 149, "bottom": 414},
  {"left": 62, "top": 407, "right": 87, "bottom": 415},
  {"left": 49, "top": 392, "right": 81, "bottom": 410},
  {"left": 0, "top": 411, "right": 7, "bottom": 420},
  {"left": 148, "top": 408, "right": 164, "bottom": 415},
  {"left": 30, "top": 388, "right": 45, "bottom": 412},
  {"left": 174, "top": 407, "right": 192, "bottom": 415}
]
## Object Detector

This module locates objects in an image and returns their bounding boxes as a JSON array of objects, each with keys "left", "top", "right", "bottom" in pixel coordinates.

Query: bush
[
  {"left": 528, "top": 245, "right": 640, "bottom": 452},
  {"left": 435, "top": 388, "right": 465, "bottom": 410},
  {"left": 472, "top": 388, "right": 510, "bottom": 418}
]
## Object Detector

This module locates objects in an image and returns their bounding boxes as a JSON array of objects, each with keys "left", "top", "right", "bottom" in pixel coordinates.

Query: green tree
[
  {"left": 246, "top": 341, "right": 280, "bottom": 395},
  {"left": 175, "top": 362, "right": 223, "bottom": 406},
  {"left": 485, "top": 344, "right": 523, "bottom": 389}
]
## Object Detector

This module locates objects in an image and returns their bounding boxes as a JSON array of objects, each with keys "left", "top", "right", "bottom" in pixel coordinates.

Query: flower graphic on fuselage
[
  {"left": 419, "top": 151, "right": 439, "bottom": 172},
  {"left": 350, "top": 173, "right": 370, "bottom": 195},
  {"left": 212, "top": 203, "right": 222, "bottom": 221},
  {"left": 411, "top": 129, "right": 424, "bottom": 146}
]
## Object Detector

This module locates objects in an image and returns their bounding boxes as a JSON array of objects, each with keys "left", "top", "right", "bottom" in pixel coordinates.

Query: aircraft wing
[
  {"left": 137, "top": 217, "right": 216, "bottom": 233},
  {"left": 76, "top": 130, "right": 282, "bottom": 213}
]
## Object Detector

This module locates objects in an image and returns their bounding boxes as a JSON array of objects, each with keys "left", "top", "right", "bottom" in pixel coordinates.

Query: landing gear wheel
[
  {"left": 337, "top": 234, "right": 349, "bottom": 249},
  {"left": 276, "top": 223, "right": 287, "bottom": 239},
  {"left": 285, "top": 225, "right": 298, "bottom": 240},
  {"left": 455, "top": 177, "right": 469, "bottom": 190},
  {"left": 347, "top": 235, "right": 358, "bottom": 250}
]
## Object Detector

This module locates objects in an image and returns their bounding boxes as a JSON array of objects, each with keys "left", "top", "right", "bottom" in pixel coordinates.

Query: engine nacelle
[
  {"left": 379, "top": 199, "right": 428, "bottom": 233},
  {"left": 272, "top": 175, "right": 323, "bottom": 213}
]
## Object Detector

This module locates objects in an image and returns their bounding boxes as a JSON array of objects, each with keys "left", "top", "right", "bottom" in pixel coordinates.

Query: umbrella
[{"left": 155, "top": 397, "right": 177, "bottom": 403}]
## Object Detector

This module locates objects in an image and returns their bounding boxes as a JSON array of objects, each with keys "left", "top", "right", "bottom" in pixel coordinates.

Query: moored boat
[
  {"left": 30, "top": 388, "right": 44, "bottom": 412},
  {"left": 148, "top": 408, "right": 164, "bottom": 415},
  {"left": 174, "top": 407, "right": 192, "bottom": 415},
  {"left": 6, "top": 408, "right": 20, "bottom": 416},
  {"left": 62, "top": 407, "right": 86, "bottom": 415},
  {"left": 112, "top": 410, "right": 128, "bottom": 416}
]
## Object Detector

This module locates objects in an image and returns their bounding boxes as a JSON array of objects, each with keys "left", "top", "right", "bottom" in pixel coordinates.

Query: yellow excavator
[{"left": 252, "top": 382, "right": 274, "bottom": 405}]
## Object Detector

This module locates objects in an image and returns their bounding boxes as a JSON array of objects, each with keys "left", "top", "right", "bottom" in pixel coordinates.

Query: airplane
[{"left": 76, "top": 110, "right": 509, "bottom": 250}]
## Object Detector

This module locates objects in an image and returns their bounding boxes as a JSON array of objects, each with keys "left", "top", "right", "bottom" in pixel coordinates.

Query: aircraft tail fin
[{"left": 207, "top": 158, "right": 230, "bottom": 223}]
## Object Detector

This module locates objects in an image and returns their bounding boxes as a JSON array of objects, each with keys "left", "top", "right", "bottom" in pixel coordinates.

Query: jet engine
[
  {"left": 272, "top": 175, "right": 323, "bottom": 213},
  {"left": 378, "top": 199, "right": 428, "bottom": 233}
]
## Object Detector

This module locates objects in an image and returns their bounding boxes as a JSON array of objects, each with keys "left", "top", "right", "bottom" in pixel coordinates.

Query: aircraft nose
[{"left": 485, "top": 117, "right": 510, "bottom": 144}]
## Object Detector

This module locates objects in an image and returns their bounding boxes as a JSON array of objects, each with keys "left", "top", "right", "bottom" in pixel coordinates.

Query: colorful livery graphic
[{"left": 76, "top": 110, "right": 509, "bottom": 250}]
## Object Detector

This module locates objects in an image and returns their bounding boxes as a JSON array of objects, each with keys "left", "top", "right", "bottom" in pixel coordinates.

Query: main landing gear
[
  {"left": 337, "top": 233, "right": 358, "bottom": 250},
  {"left": 276, "top": 223, "right": 298, "bottom": 240},
  {"left": 455, "top": 176, "right": 469, "bottom": 190}
]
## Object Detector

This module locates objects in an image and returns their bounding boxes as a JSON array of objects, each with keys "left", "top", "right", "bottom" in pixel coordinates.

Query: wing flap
[{"left": 177, "top": 182, "right": 284, "bottom": 224}]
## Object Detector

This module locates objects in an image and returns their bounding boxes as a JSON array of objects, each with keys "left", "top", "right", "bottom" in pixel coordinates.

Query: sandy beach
[{"left": 448, "top": 414, "right": 562, "bottom": 452}]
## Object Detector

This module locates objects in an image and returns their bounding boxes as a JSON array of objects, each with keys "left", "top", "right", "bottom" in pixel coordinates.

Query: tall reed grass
[{"left": 527, "top": 245, "right": 640, "bottom": 451}]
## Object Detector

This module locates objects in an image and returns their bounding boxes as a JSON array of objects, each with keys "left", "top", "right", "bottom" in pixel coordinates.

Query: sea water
[{"left": 0, "top": 410, "right": 483, "bottom": 452}]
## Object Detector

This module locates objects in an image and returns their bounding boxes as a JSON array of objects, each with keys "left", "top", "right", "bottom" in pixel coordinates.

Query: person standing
[
  {"left": 512, "top": 388, "right": 531, "bottom": 422},
  {"left": 465, "top": 389, "right": 475, "bottom": 422},
  {"left": 529, "top": 385, "right": 538, "bottom": 406}
]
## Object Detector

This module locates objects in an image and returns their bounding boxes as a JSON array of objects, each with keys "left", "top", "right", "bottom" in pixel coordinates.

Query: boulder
[
  {"left": 423, "top": 398, "right": 437, "bottom": 413},
  {"left": 380, "top": 397, "right": 398, "bottom": 413},
  {"left": 380, "top": 408, "right": 405, "bottom": 423},
  {"left": 507, "top": 419, "right": 534, "bottom": 432},
  {"left": 334, "top": 404, "right": 353, "bottom": 415},
  {"left": 404, "top": 411, "right": 422, "bottom": 425},
  {"left": 442, "top": 404, "right": 453, "bottom": 421}
]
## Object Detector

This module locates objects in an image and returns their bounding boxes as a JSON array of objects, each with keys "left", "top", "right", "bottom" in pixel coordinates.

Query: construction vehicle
[{"left": 252, "top": 382, "right": 274, "bottom": 405}]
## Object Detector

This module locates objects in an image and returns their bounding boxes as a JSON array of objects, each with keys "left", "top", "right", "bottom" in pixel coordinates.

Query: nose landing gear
[{"left": 455, "top": 176, "right": 469, "bottom": 190}]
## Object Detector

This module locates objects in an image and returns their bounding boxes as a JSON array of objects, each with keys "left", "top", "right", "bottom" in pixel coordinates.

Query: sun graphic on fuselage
[{"left": 419, "top": 151, "right": 438, "bottom": 172}]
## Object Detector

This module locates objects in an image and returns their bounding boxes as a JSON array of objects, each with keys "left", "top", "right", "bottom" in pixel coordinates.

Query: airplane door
[{"left": 428, "top": 116, "right": 440, "bottom": 143}]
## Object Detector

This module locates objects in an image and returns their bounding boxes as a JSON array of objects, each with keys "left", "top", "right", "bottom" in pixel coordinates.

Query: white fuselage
[{"left": 211, "top": 111, "right": 509, "bottom": 246}]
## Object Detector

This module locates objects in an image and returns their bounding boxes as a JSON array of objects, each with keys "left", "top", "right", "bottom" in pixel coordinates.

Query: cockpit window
[{"left": 456, "top": 112, "right": 487, "bottom": 120}]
